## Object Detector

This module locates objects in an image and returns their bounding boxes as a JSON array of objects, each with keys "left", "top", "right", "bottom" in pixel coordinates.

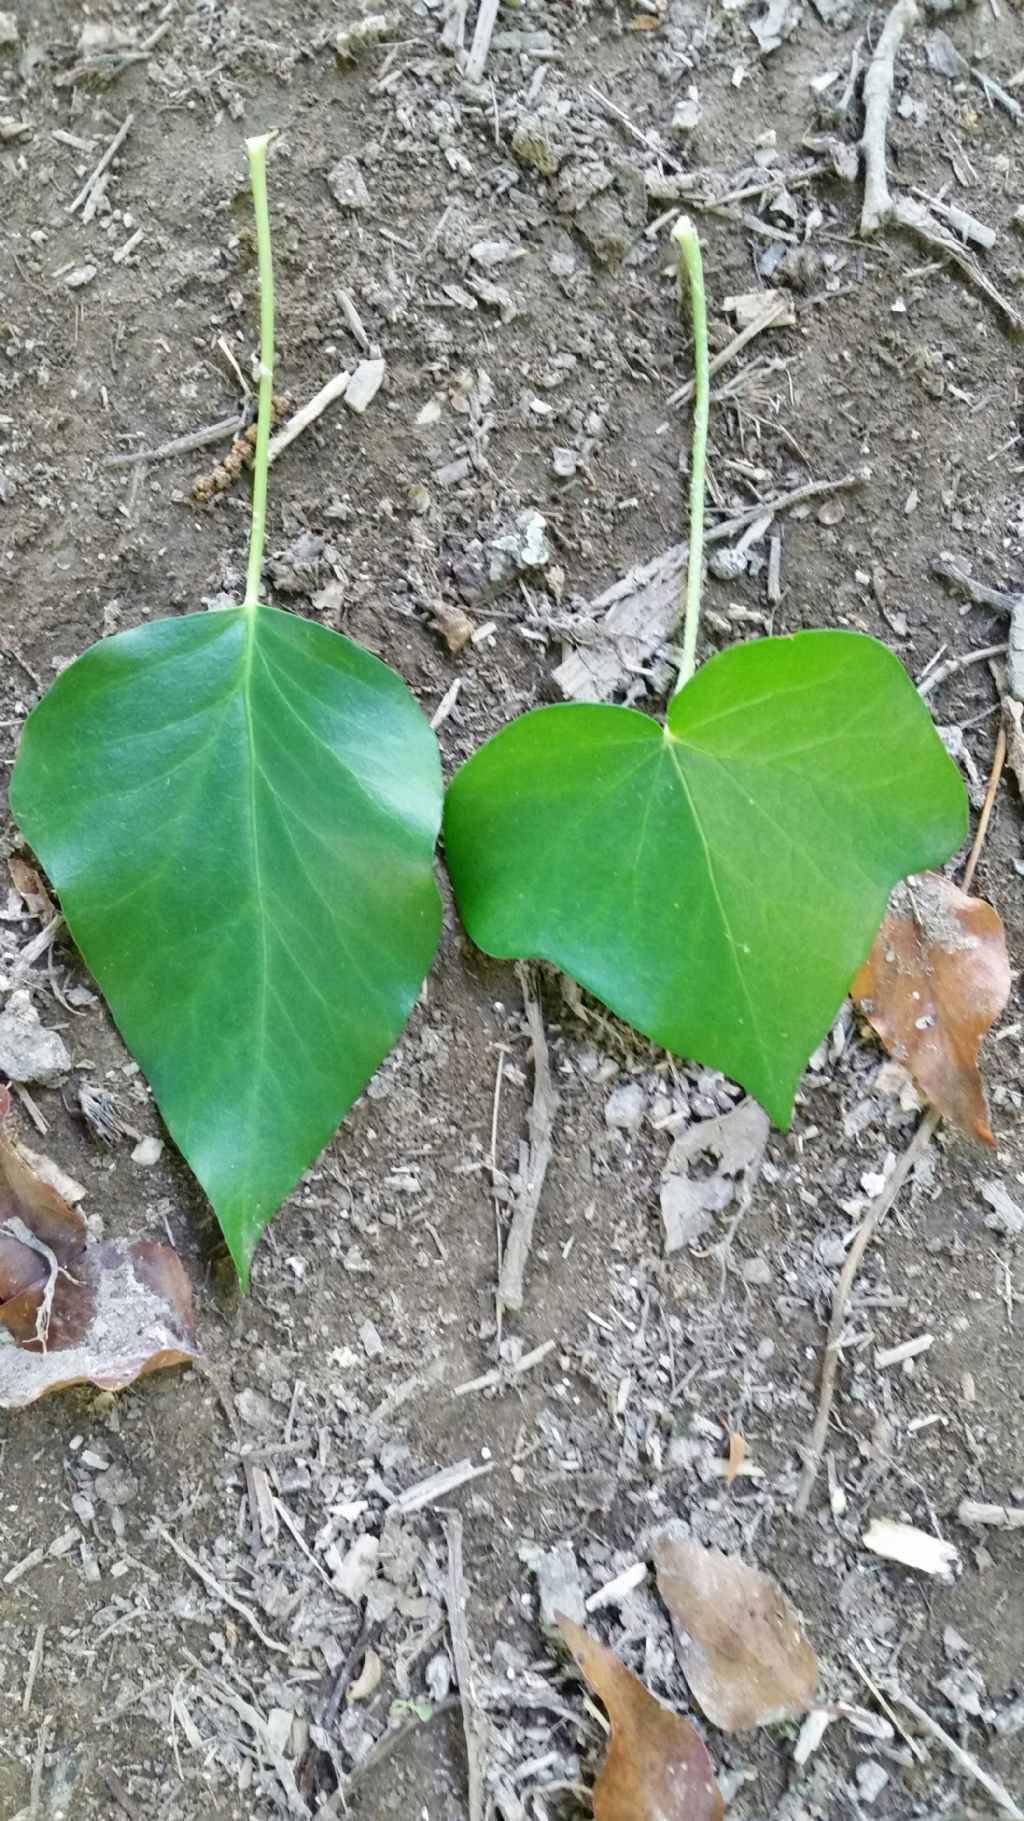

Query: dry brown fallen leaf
[
  {"left": 558, "top": 1614, "right": 723, "bottom": 1821},
  {"left": 653, "top": 1535, "right": 818, "bottom": 1732},
  {"left": 0, "top": 1088, "right": 198, "bottom": 1408},
  {"left": 852, "top": 872, "right": 1010, "bottom": 1145}
]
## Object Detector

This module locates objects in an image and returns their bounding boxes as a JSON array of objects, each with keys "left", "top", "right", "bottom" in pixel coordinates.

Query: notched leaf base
[{"left": 445, "top": 631, "right": 967, "bottom": 1124}]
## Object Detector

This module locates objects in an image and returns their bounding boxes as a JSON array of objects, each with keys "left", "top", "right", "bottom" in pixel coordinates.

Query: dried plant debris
[
  {"left": 853, "top": 873, "right": 1009, "bottom": 1145},
  {"left": 0, "top": 1091, "right": 197, "bottom": 1407},
  {"left": 653, "top": 1536, "right": 818, "bottom": 1732},
  {"left": 558, "top": 1615, "right": 724, "bottom": 1821},
  {"left": 0, "top": 988, "right": 71, "bottom": 1086},
  {"left": 862, "top": 1518, "right": 959, "bottom": 1579},
  {"left": 660, "top": 1099, "right": 769, "bottom": 1252}
]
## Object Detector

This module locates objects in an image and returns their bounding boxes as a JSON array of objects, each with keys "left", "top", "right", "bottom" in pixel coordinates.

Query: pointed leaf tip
[
  {"left": 558, "top": 1614, "right": 724, "bottom": 1821},
  {"left": 11, "top": 607, "right": 442, "bottom": 1280}
]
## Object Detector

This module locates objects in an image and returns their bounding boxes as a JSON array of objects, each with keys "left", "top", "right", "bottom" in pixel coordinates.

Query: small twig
[
  {"left": 793, "top": 1111, "right": 939, "bottom": 1515},
  {"left": 958, "top": 1498, "right": 1024, "bottom": 1529},
  {"left": 932, "top": 552, "right": 1024, "bottom": 617},
  {"left": 430, "top": 678, "right": 463, "bottom": 730},
  {"left": 1, "top": 1217, "right": 62, "bottom": 1352},
  {"left": 22, "top": 1624, "right": 45, "bottom": 1715},
  {"left": 917, "top": 642, "right": 1008, "bottom": 698},
  {"left": 463, "top": 0, "right": 501, "bottom": 83},
  {"left": 102, "top": 1771, "right": 146, "bottom": 1821},
  {"left": 858, "top": 0, "right": 1022, "bottom": 330},
  {"left": 28, "top": 1713, "right": 52, "bottom": 1821},
  {"left": 706, "top": 471, "right": 868, "bottom": 543},
  {"left": 444, "top": 1514, "right": 488, "bottom": 1821},
  {"left": 67, "top": 115, "right": 133, "bottom": 217},
  {"left": 454, "top": 1337, "right": 556, "bottom": 1397},
  {"left": 860, "top": 0, "right": 917, "bottom": 236},
  {"left": 846, "top": 1654, "right": 926, "bottom": 1762},
  {"left": 962, "top": 724, "right": 1005, "bottom": 893},
  {"left": 911, "top": 189, "right": 996, "bottom": 251},
  {"left": 102, "top": 413, "right": 246, "bottom": 470},
  {"left": 891, "top": 1690, "right": 1024, "bottom": 1820},
  {"left": 154, "top": 1522, "right": 287, "bottom": 1655},
  {"left": 498, "top": 965, "right": 558, "bottom": 1313},
  {"left": 668, "top": 291, "right": 790, "bottom": 409},
  {"left": 322, "top": 1618, "right": 378, "bottom": 1729},
  {"left": 266, "top": 370, "right": 351, "bottom": 467},
  {"left": 889, "top": 195, "right": 1023, "bottom": 334}
]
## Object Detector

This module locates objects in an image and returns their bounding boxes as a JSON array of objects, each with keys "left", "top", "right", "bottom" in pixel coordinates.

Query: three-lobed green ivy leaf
[
  {"left": 11, "top": 606, "right": 442, "bottom": 1283},
  {"left": 445, "top": 631, "right": 967, "bottom": 1126}
]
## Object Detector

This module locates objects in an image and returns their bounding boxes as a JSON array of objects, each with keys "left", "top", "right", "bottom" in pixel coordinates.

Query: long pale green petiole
[
  {"left": 671, "top": 216, "right": 710, "bottom": 698},
  {"left": 242, "top": 134, "right": 276, "bottom": 614}
]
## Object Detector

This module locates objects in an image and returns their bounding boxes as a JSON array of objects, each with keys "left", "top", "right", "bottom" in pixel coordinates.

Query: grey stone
[
  {"left": 0, "top": 990, "right": 71, "bottom": 1086},
  {"left": 328, "top": 156, "right": 371, "bottom": 211},
  {"left": 520, "top": 1539, "right": 586, "bottom": 1632},
  {"left": 604, "top": 1081, "right": 645, "bottom": 1135}
]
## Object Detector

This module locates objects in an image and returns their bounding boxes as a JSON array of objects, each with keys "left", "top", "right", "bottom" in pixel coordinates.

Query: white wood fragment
[
  {"left": 862, "top": 1518, "right": 959, "bottom": 1577},
  {"left": 793, "top": 1707, "right": 832, "bottom": 1765},
  {"left": 875, "top": 1332, "right": 933, "bottom": 1369},
  {"left": 958, "top": 1499, "right": 1024, "bottom": 1530},
  {"left": 391, "top": 1458, "right": 495, "bottom": 1514},
  {"left": 267, "top": 371, "right": 351, "bottom": 466},
  {"left": 585, "top": 1560, "right": 647, "bottom": 1612},
  {"left": 3, "top": 1546, "right": 44, "bottom": 1585}
]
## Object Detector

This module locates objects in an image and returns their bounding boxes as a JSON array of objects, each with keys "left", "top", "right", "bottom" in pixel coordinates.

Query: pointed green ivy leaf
[
  {"left": 444, "top": 631, "right": 967, "bottom": 1126},
  {"left": 11, "top": 607, "right": 442, "bottom": 1282}
]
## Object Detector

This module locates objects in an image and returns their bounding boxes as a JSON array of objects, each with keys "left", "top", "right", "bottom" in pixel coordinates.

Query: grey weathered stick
[
  {"left": 913, "top": 189, "right": 996, "bottom": 251},
  {"left": 668, "top": 291, "right": 791, "bottom": 407},
  {"left": 67, "top": 114, "right": 133, "bottom": 217},
  {"left": 266, "top": 370, "right": 351, "bottom": 466},
  {"left": 958, "top": 1498, "right": 1024, "bottom": 1529},
  {"left": 498, "top": 965, "right": 558, "bottom": 1312},
  {"left": 155, "top": 1523, "right": 287, "bottom": 1655},
  {"left": 444, "top": 1514, "right": 487, "bottom": 1821},
  {"left": 917, "top": 641, "right": 1008, "bottom": 698},
  {"left": 932, "top": 552, "right": 1024, "bottom": 615},
  {"left": 891, "top": 1690, "right": 1024, "bottom": 1819},
  {"left": 794, "top": 1111, "right": 939, "bottom": 1515},
  {"left": 890, "top": 195, "right": 1023, "bottom": 334},
  {"left": 103, "top": 413, "right": 246, "bottom": 469},
  {"left": 857, "top": 3, "right": 1022, "bottom": 329},
  {"left": 464, "top": 0, "right": 501, "bottom": 82},
  {"left": 860, "top": 0, "right": 917, "bottom": 235}
]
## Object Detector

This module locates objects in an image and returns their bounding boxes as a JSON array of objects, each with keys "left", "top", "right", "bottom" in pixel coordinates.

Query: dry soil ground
[{"left": 1, "top": 1, "right": 1023, "bottom": 1818}]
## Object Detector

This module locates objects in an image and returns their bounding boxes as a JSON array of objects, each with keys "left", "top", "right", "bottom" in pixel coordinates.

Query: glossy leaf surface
[
  {"left": 445, "top": 632, "right": 966, "bottom": 1124},
  {"left": 11, "top": 607, "right": 442, "bottom": 1281}
]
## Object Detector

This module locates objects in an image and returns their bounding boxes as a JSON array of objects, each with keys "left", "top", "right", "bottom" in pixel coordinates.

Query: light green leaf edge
[
  {"left": 443, "top": 629, "right": 967, "bottom": 1125},
  {"left": 11, "top": 605, "right": 443, "bottom": 1281}
]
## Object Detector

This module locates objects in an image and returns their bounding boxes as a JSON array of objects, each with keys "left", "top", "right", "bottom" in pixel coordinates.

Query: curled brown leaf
[
  {"left": 653, "top": 1536, "right": 818, "bottom": 1732},
  {"left": 558, "top": 1615, "right": 723, "bottom": 1821},
  {"left": 852, "top": 872, "right": 1009, "bottom": 1145},
  {"left": 0, "top": 1089, "right": 198, "bottom": 1408}
]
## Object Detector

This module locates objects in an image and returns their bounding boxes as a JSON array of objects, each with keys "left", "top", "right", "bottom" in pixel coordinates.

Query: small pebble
[
  {"left": 855, "top": 1761, "right": 889, "bottom": 1803},
  {"left": 327, "top": 156, "right": 370, "bottom": 211},
  {"left": 359, "top": 1319, "right": 384, "bottom": 1359},
  {"left": 131, "top": 1135, "right": 164, "bottom": 1167},
  {"left": 604, "top": 1081, "right": 645, "bottom": 1135}
]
